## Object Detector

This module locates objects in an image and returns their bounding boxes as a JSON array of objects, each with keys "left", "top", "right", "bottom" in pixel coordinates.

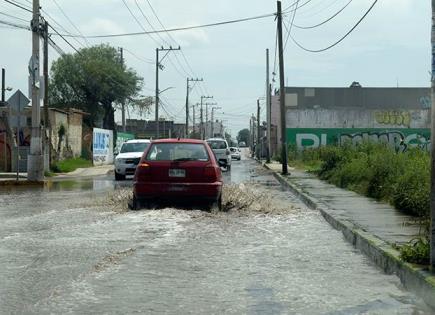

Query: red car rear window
[{"left": 145, "top": 143, "right": 210, "bottom": 162}]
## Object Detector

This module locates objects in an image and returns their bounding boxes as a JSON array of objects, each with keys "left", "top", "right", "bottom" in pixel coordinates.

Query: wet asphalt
[{"left": 0, "top": 151, "right": 432, "bottom": 314}]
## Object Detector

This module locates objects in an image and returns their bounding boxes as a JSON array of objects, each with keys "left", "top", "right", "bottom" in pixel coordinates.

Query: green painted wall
[{"left": 286, "top": 128, "right": 430, "bottom": 151}]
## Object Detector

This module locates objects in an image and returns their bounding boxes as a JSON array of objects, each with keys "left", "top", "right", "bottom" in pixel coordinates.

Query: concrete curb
[
  {"left": 263, "top": 163, "right": 435, "bottom": 309},
  {"left": 0, "top": 180, "right": 46, "bottom": 187}
]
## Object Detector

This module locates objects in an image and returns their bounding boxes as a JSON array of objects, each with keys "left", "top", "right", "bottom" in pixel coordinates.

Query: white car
[
  {"left": 206, "top": 138, "right": 232, "bottom": 171},
  {"left": 230, "top": 147, "right": 241, "bottom": 160},
  {"left": 114, "top": 139, "right": 150, "bottom": 180}
]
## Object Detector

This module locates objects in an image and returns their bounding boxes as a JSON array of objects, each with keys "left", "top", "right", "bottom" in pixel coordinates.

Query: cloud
[{"left": 81, "top": 18, "right": 125, "bottom": 36}]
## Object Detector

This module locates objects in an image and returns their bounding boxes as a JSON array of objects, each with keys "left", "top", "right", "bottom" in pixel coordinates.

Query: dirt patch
[{"left": 93, "top": 248, "right": 136, "bottom": 273}]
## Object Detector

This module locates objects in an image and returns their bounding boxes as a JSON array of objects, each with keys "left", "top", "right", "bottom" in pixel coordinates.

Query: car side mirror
[{"left": 218, "top": 160, "right": 226, "bottom": 167}]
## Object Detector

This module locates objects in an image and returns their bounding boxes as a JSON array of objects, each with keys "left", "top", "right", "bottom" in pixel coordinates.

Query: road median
[{"left": 263, "top": 162, "right": 435, "bottom": 309}]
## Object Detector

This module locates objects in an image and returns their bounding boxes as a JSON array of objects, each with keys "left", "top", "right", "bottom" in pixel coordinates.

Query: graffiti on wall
[
  {"left": 374, "top": 111, "right": 411, "bottom": 127},
  {"left": 287, "top": 128, "right": 431, "bottom": 152},
  {"left": 93, "top": 128, "right": 114, "bottom": 165},
  {"left": 339, "top": 131, "right": 430, "bottom": 153}
]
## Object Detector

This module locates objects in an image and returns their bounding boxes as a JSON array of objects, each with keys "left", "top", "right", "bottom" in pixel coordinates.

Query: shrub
[
  {"left": 392, "top": 151, "right": 430, "bottom": 217},
  {"left": 400, "top": 237, "right": 430, "bottom": 265}
]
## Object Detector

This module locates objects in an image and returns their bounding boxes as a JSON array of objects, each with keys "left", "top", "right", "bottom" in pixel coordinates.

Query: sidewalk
[
  {"left": 265, "top": 162, "right": 420, "bottom": 246},
  {"left": 0, "top": 165, "right": 114, "bottom": 184},
  {"left": 54, "top": 164, "right": 114, "bottom": 179},
  {"left": 264, "top": 161, "right": 435, "bottom": 309}
]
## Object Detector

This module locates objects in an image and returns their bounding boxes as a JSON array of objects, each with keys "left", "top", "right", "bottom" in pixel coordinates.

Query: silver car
[
  {"left": 206, "top": 138, "right": 232, "bottom": 171},
  {"left": 114, "top": 139, "right": 150, "bottom": 180}
]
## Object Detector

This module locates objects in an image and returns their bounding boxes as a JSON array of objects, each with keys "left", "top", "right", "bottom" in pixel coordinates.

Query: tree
[
  {"left": 237, "top": 128, "right": 250, "bottom": 145},
  {"left": 49, "top": 44, "right": 144, "bottom": 130}
]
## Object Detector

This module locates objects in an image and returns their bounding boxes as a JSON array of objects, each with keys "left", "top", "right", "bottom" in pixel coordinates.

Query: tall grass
[{"left": 290, "top": 143, "right": 430, "bottom": 218}]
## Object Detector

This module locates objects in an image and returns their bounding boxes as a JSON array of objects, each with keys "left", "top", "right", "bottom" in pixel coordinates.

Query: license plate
[{"left": 169, "top": 169, "right": 186, "bottom": 178}]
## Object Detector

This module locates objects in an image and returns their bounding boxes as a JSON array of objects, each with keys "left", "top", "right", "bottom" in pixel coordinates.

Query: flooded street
[{"left": 0, "top": 155, "right": 432, "bottom": 314}]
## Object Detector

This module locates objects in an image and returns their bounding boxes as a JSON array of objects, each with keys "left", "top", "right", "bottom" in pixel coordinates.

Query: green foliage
[
  {"left": 400, "top": 237, "right": 430, "bottom": 265},
  {"left": 51, "top": 158, "right": 93, "bottom": 173},
  {"left": 49, "top": 44, "right": 143, "bottom": 128},
  {"left": 237, "top": 129, "right": 250, "bottom": 145},
  {"left": 293, "top": 143, "right": 430, "bottom": 218},
  {"left": 392, "top": 150, "right": 430, "bottom": 217}
]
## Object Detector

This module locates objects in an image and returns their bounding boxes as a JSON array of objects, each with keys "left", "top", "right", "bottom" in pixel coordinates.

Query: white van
[{"left": 206, "top": 138, "right": 232, "bottom": 171}]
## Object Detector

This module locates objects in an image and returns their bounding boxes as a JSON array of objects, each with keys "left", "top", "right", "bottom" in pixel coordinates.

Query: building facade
[{"left": 271, "top": 84, "right": 431, "bottom": 153}]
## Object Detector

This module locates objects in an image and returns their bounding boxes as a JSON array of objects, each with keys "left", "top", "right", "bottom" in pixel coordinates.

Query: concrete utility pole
[
  {"left": 430, "top": 0, "right": 435, "bottom": 271},
  {"left": 257, "top": 99, "right": 261, "bottom": 160},
  {"left": 28, "top": 0, "right": 43, "bottom": 181},
  {"left": 1, "top": 68, "right": 5, "bottom": 103},
  {"left": 277, "top": 1, "right": 288, "bottom": 175},
  {"left": 200, "top": 96, "right": 213, "bottom": 139},
  {"left": 205, "top": 102, "right": 217, "bottom": 138},
  {"left": 185, "top": 78, "right": 203, "bottom": 138},
  {"left": 266, "top": 48, "right": 271, "bottom": 163},
  {"left": 192, "top": 104, "right": 197, "bottom": 136},
  {"left": 43, "top": 20, "right": 51, "bottom": 168},
  {"left": 119, "top": 47, "right": 126, "bottom": 132},
  {"left": 251, "top": 114, "right": 256, "bottom": 158},
  {"left": 155, "top": 46, "right": 181, "bottom": 139},
  {"left": 211, "top": 106, "right": 221, "bottom": 138}
]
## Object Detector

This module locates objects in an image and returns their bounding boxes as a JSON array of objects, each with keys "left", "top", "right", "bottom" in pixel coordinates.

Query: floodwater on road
[{"left": 0, "top": 155, "right": 432, "bottom": 314}]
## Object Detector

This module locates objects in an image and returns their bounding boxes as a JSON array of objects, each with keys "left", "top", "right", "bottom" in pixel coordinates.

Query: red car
[{"left": 131, "top": 139, "right": 223, "bottom": 210}]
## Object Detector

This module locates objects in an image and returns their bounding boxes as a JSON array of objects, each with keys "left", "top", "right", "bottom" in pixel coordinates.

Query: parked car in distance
[
  {"left": 114, "top": 139, "right": 150, "bottom": 180},
  {"left": 229, "top": 147, "right": 241, "bottom": 160},
  {"left": 206, "top": 138, "right": 232, "bottom": 171},
  {"left": 238, "top": 141, "right": 246, "bottom": 147},
  {"left": 132, "top": 139, "right": 223, "bottom": 210}
]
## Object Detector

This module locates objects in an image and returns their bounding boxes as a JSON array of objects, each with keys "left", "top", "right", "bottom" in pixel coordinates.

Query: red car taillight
[
  {"left": 204, "top": 165, "right": 221, "bottom": 182},
  {"left": 135, "top": 162, "right": 150, "bottom": 181}
]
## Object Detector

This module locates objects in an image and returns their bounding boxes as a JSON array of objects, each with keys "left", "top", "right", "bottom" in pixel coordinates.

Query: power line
[
  {"left": 123, "top": 48, "right": 154, "bottom": 64},
  {"left": 289, "top": 0, "right": 378, "bottom": 53},
  {"left": 0, "top": 11, "right": 28, "bottom": 22},
  {"left": 284, "top": 0, "right": 300, "bottom": 51},
  {"left": 0, "top": 18, "right": 29, "bottom": 29},
  {"left": 52, "top": 13, "right": 276, "bottom": 39},
  {"left": 294, "top": 0, "right": 353, "bottom": 29},
  {"left": 48, "top": 22, "right": 81, "bottom": 54},
  {"left": 51, "top": 0, "right": 90, "bottom": 46},
  {"left": 3, "top": 0, "right": 32, "bottom": 13}
]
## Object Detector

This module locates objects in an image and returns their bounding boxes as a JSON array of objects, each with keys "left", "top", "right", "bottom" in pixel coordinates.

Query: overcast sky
[{"left": 0, "top": 0, "right": 431, "bottom": 136}]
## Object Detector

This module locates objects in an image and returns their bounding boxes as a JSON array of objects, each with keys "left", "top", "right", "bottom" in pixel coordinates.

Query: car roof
[
  {"left": 206, "top": 138, "right": 227, "bottom": 142},
  {"left": 125, "top": 139, "right": 150, "bottom": 143},
  {"left": 151, "top": 138, "right": 206, "bottom": 144}
]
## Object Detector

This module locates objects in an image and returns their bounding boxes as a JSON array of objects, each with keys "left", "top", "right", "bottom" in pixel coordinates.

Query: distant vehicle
[
  {"left": 132, "top": 139, "right": 223, "bottom": 210},
  {"left": 206, "top": 138, "right": 232, "bottom": 171},
  {"left": 114, "top": 139, "right": 150, "bottom": 181},
  {"left": 229, "top": 147, "right": 241, "bottom": 161},
  {"left": 239, "top": 141, "right": 246, "bottom": 147}
]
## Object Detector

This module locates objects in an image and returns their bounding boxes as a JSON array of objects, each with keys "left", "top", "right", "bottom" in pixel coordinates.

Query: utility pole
[
  {"left": 28, "top": 0, "right": 43, "bottom": 181},
  {"left": 251, "top": 114, "right": 255, "bottom": 158},
  {"left": 43, "top": 20, "right": 51, "bottom": 169},
  {"left": 192, "top": 104, "right": 197, "bottom": 137},
  {"left": 430, "top": 0, "right": 435, "bottom": 271},
  {"left": 205, "top": 102, "right": 217, "bottom": 138},
  {"left": 155, "top": 46, "right": 181, "bottom": 139},
  {"left": 1, "top": 68, "right": 5, "bottom": 104},
  {"left": 266, "top": 48, "right": 271, "bottom": 163},
  {"left": 119, "top": 47, "right": 126, "bottom": 132},
  {"left": 211, "top": 106, "right": 221, "bottom": 138},
  {"left": 185, "top": 78, "right": 203, "bottom": 138},
  {"left": 257, "top": 99, "right": 261, "bottom": 160},
  {"left": 277, "top": 1, "right": 288, "bottom": 175},
  {"left": 200, "top": 96, "right": 213, "bottom": 139}
]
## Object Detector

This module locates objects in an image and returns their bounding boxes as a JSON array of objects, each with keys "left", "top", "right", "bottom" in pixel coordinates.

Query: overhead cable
[
  {"left": 289, "top": 0, "right": 378, "bottom": 53},
  {"left": 294, "top": 0, "right": 353, "bottom": 29},
  {"left": 51, "top": 13, "right": 276, "bottom": 39}
]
